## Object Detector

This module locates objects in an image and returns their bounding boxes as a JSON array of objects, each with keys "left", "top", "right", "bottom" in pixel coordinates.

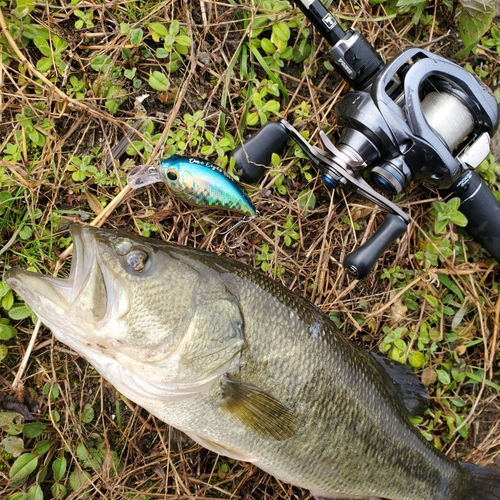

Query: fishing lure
[{"left": 127, "top": 155, "right": 256, "bottom": 216}]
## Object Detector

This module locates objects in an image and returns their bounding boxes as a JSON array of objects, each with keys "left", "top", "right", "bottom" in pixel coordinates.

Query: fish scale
[{"left": 5, "top": 225, "right": 500, "bottom": 500}]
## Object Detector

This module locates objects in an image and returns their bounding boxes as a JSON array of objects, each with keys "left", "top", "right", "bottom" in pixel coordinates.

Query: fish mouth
[{"left": 5, "top": 225, "right": 108, "bottom": 326}]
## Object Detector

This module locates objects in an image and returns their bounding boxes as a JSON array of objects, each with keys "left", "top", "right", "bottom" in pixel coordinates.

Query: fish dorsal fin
[
  {"left": 220, "top": 376, "right": 298, "bottom": 441},
  {"left": 370, "top": 352, "right": 429, "bottom": 418}
]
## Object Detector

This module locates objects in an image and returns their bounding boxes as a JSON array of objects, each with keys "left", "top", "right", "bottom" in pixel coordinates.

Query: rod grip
[
  {"left": 343, "top": 214, "right": 408, "bottom": 279},
  {"left": 231, "top": 122, "right": 289, "bottom": 183},
  {"left": 443, "top": 170, "right": 500, "bottom": 262}
]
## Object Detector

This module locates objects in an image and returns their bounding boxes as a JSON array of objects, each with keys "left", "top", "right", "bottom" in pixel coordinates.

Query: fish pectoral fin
[
  {"left": 220, "top": 376, "right": 297, "bottom": 441},
  {"left": 369, "top": 352, "right": 429, "bottom": 418}
]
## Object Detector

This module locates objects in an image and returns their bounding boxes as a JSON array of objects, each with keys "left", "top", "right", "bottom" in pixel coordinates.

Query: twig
[
  {"left": 0, "top": 9, "right": 106, "bottom": 121},
  {"left": 0, "top": 226, "right": 21, "bottom": 257},
  {"left": 0, "top": 9, "right": 145, "bottom": 140},
  {"left": 490, "top": 293, "right": 500, "bottom": 379},
  {"left": 454, "top": 275, "right": 488, "bottom": 436},
  {"left": 200, "top": 0, "right": 208, "bottom": 26},
  {"left": 0, "top": 44, "right": 3, "bottom": 123},
  {"left": 365, "top": 272, "right": 428, "bottom": 319},
  {"left": 105, "top": 119, "right": 149, "bottom": 169},
  {"left": 12, "top": 320, "right": 43, "bottom": 393},
  {"left": 310, "top": 195, "right": 336, "bottom": 304},
  {"left": 53, "top": 184, "right": 133, "bottom": 270}
]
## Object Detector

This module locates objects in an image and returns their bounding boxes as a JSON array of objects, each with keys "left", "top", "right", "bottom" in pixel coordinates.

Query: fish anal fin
[
  {"left": 313, "top": 494, "right": 380, "bottom": 500},
  {"left": 184, "top": 430, "right": 257, "bottom": 462},
  {"left": 220, "top": 376, "right": 297, "bottom": 441},
  {"left": 370, "top": 352, "right": 429, "bottom": 417}
]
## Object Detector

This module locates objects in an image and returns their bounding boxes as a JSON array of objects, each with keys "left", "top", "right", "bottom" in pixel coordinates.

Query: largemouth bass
[{"left": 5, "top": 225, "right": 500, "bottom": 500}]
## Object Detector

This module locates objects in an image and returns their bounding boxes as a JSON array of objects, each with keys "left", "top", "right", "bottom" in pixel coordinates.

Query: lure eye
[
  {"left": 166, "top": 169, "right": 178, "bottom": 181},
  {"left": 125, "top": 249, "right": 149, "bottom": 272}
]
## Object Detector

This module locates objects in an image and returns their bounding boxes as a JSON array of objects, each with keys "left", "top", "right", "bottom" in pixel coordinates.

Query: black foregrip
[
  {"left": 343, "top": 214, "right": 408, "bottom": 279},
  {"left": 444, "top": 170, "right": 500, "bottom": 262},
  {"left": 231, "top": 121, "right": 289, "bottom": 183}
]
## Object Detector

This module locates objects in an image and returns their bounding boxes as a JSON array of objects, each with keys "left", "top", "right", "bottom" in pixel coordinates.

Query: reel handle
[
  {"left": 231, "top": 122, "right": 289, "bottom": 183},
  {"left": 343, "top": 213, "right": 408, "bottom": 279},
  {"left": 444, "top": 170, "right": 500, "bottom": 262}
]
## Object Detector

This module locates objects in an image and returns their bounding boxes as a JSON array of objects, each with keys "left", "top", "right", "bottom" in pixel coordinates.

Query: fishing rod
[{"left": 232, "top": 0, "right": 500, "bottom": 278}]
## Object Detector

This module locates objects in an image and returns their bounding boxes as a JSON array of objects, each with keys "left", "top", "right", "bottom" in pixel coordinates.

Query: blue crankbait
[{"left": 127, "top": 155, "right": 256, "bottom": 216}]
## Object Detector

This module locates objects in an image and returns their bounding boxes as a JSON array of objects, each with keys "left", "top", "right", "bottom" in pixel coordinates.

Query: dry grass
[{"left": 0, "top": 0, "right": 499, "bottom": 498}]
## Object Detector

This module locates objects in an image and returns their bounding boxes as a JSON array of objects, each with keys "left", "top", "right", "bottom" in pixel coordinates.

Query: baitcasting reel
[{"left": 231, "top": 0, "right": 500, "bottom": 278}]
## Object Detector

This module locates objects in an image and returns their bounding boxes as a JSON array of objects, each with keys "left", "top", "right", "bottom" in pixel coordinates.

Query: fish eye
[
  {"left": 125, "top": 249, "right": 149, "bottom": 272},
  {"left": 166, "top": 169, "right": 178, "bottom": 181}
]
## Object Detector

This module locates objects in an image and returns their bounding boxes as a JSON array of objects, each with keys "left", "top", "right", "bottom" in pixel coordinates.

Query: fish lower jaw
[
  {"left": 6, "top": 270, "right": 71, "bottom": 313},
  {"left": 60, "top": 341, "right": 228, "bottom": 404}
]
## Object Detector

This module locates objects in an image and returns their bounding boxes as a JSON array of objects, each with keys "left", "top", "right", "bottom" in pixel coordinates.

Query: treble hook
[{"left": 220, "top": 213, "right": 258, "bottom": 246}]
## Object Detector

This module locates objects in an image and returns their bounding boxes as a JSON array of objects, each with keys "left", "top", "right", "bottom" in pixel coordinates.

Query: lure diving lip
[{"left": 127, "top": 155, "right": 256, "bottom": 216}]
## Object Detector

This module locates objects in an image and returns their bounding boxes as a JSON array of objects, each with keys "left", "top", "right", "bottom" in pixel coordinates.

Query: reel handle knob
[
  {"left": 343, "top": 213, "right": 408, "bottom": 279},
  {"left": 231, "top": 121, "right": 289, "bottom": 183}
]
